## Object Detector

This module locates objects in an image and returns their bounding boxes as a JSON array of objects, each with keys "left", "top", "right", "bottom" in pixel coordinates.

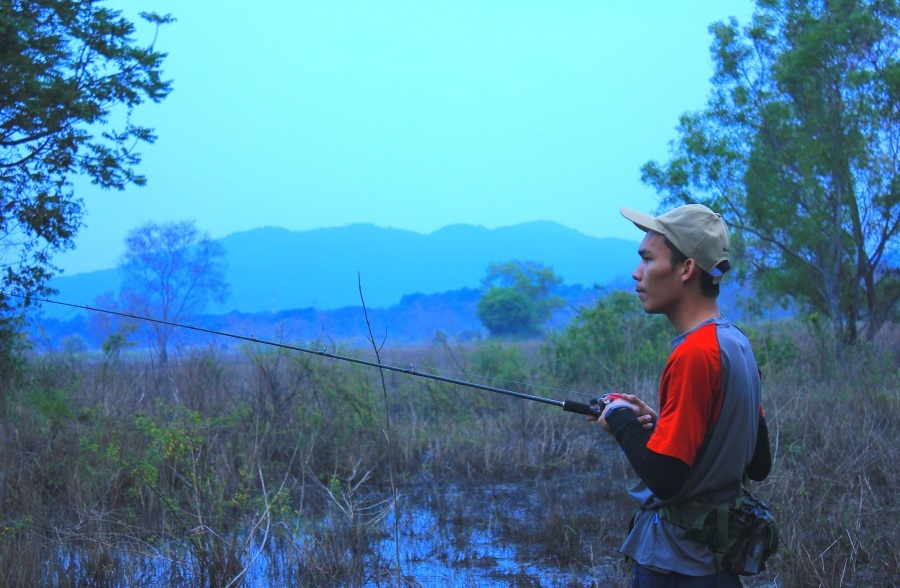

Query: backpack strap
[
  {"left": 712, "top": 501, "right": 731, "bottom": 572},
  {"left": 658, "top": 499, "right": 719, "bottom": 544}
]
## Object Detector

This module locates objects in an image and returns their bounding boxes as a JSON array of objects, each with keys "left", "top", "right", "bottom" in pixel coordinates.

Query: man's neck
[{"left": 668, "top": 299, "right": 721, "bottom": 335}]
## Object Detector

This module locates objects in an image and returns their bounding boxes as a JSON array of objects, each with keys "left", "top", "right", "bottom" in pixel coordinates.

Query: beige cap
[{"left": 620, "top": 203, "right": 731, "bottom": 283}]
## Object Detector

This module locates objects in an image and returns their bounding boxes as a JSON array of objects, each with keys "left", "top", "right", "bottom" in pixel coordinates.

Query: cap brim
[{"left": 620, "top": 207, "right": 662, "bottom": 234}]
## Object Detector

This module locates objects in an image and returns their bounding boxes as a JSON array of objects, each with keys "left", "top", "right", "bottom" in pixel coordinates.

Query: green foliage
[
  {"left": 481, "top": 261, "right": 562, "bottom": 300},
  {"left": 543, "top": 290, "right": 671, "bottom": 391},
  {"left": 101, "top": 323, "right": 138, "bottom": 359},
  {"left": 0, "top": 328, "right": 26, "bottom": 418},
  {"left": 23, "top": 386, "right": 74, "bottom": 432},
  {"left": 11, "top": 359, "right": 79, "bottom": 432},
  {"left": 280, "top": 348, "right": 389, "bottom": 472},
  {"left": 477, "top": 288, "right": 536, "bottom": 337},
  {"left": 469, "top": 340, "right": 529, "bottom": 387},
  {"left": 11, "top": 368, "right": 80, "bottom": 478},
  {"left": 477, "top": 260, "right": 564, "bottom": 337},
  {"left": 740, "top": 321, "right": 800, "bottom": 373},
  {"left": 641, "top": 0, "right": 900, "bottom": 348},
  {"left": 0, "top": 2, "right": 172, "bottom": 344}
]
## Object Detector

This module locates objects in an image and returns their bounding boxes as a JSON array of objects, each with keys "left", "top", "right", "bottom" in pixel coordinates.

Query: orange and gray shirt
[{"left": 606, "top": 316, "right": 766, "bottom": 576}]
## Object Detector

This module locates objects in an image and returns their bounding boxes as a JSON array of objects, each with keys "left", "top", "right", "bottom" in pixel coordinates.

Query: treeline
[
  {"left": 30, "top": 283, "right": 608, "bottom": 352},
  {"left": 0, "top": 293, "right": 897, "bottom": 586}
]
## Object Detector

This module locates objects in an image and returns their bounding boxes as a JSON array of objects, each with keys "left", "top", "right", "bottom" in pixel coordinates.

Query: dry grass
[{"left": 0, "top": 321, "right": 896, "bottom": 586}]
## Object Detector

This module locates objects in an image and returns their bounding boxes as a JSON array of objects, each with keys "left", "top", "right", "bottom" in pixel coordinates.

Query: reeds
[{"left": 0, "top": 321, "right": 896, "bottom": 586}]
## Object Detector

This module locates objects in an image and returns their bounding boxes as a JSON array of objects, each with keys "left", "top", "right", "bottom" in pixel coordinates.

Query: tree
[
  {"left": 477, "top": 288, "right": 537, "bottom": 337},
  {"left": 476, "top": 260, "right": 564, "bottom": 337},
  {"left": 119, "top": 220, "right": 228, "bottom": 365},
  {"left": 0, "top": 2, "right": 172, "bottom": 345},
  {"left": 641, "top": 0, "right": 900, "bottom": 348}
]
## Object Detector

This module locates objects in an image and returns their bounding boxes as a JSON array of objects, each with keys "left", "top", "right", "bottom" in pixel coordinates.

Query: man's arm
[
  {"left": 606, "top": 408, "right": 772, "bottom": 497},
  {"left": 605, "top": 408, "right": 691, "bottom": 500},
  {"left": 745, "top": 414, "right": 771, "bottom": 481}
]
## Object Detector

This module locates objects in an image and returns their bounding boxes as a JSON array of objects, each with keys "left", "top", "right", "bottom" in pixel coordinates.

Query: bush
[{"left": 542, "top": 290, "right": 671, "bottom": 393}]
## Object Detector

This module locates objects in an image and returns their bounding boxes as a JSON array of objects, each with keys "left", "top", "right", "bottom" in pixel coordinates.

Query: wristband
[{"left": 604, "top": 405, "right": 628, "bottom": 420}]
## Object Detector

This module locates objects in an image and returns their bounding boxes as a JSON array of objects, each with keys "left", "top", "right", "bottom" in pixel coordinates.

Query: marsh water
[
  {"left": 242, "top": 480, "right": 627, "bottom": 587},
  {"left": 366, "top": 483, "right": 622, "bottom": 587},
  {"left": 52, "top": 478, "right": 630, "bottom": 587},
  {"left": 48, "top": 475, "right": 782, "bottom": 587}
]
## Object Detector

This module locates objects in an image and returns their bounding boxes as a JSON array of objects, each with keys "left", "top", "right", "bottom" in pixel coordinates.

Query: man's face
[{"left": 632, "top": 231, "right": 684, "bottom": 315}]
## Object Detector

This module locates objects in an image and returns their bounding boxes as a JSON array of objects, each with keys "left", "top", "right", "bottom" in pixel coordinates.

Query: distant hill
[
  {"left": 35, "top": 219, "right": 779, "bottom": 349},
  {"left": 44, "top": 222, "right": 639, "bottom": 318}
]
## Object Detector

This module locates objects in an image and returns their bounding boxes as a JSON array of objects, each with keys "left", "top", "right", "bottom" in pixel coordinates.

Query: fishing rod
[{"left": 14, "top": 294, "right": 609, "bottom": 418}]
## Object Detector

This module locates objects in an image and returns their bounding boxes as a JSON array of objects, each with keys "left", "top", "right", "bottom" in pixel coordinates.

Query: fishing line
[
  {"left": 6, "top": 292, "right": 605, "bottom": 418},
  {"left": 351, "top": 355, "right": 590, "bottom": 400},
  {"left": 33, "top": 291, "right": 577, "bottom": 398}
]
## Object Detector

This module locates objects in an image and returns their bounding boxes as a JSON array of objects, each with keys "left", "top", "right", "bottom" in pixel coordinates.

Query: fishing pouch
[{"left": 658, "top": 488, "right": 779, "bottom": 576}]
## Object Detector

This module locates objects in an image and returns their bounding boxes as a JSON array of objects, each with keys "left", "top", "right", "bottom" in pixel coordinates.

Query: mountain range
[
  {"left": 45, "top": 221, "right": 640, "bottom": 319},
  {"left": 37, "top": 222, "right": 776, "bottom": 348}
]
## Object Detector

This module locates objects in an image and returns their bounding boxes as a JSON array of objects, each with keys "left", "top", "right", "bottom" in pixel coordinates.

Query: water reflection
[{"left": 51, "top": 480, "right": 629, "bottom": 587}]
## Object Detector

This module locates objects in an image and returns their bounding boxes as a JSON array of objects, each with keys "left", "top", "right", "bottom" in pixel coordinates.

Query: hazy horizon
[
  {"left": 57, "top": 218, "right": 640, "bottom": 278},
  {"left": 54, "top": 0, "right": 755, "bottom": 276}
]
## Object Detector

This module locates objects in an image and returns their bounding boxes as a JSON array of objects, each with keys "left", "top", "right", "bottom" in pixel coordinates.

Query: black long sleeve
[
  {"left": 605, "top": 408, "right": 691, "bottom": 500},
  {"left": 606, "top": 409, "right": 773, "bottom": 499},
  {"left": 745, "top": 414, "right": 771, "bottom": 481}
]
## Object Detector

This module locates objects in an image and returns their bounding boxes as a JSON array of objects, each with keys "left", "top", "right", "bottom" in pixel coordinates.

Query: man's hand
[
  {"left": 592, "top": 394, "right": 657, "bottom": 434},
  {"left": 620, "top": 393, "right": 658, "bottom": 428}
]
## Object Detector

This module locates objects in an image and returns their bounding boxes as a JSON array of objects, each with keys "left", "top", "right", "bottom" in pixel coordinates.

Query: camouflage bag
[{"left": 659, "top": 488, "right": 779, "bottom": 576}]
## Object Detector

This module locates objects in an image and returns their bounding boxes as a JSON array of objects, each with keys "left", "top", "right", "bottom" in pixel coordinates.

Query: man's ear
[{"left": 680, "top": 258, "right": 701, "bottom": 284}]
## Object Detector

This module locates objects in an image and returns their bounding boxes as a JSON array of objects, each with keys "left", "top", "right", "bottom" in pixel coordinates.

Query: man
[{"left": 595, "top": 204, "right": 771, "bottom": 587}]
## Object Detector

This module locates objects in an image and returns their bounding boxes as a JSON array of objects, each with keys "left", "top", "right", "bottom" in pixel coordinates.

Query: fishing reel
[{"left": 588, "top": 393, "right": 625, "bottom": 417}]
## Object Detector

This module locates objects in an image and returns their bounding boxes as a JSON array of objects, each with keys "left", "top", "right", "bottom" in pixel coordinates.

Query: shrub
[{"left": 542, "top": 290, "right": 671, "bottom": 393}]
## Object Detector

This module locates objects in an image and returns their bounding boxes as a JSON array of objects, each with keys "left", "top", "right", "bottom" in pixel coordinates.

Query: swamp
[{"left": 0, "top": 307, "right": 897, "bottom": 587}]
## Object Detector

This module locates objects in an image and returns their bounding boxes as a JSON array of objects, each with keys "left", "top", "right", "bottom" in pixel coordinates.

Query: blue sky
[{"left": 56, "top": 0, "right": 755, "bottom": 275}]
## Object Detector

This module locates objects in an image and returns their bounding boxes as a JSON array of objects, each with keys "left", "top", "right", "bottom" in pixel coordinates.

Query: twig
[{"left": 358, "top": 273, "right": 402, "bottom": 588}]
